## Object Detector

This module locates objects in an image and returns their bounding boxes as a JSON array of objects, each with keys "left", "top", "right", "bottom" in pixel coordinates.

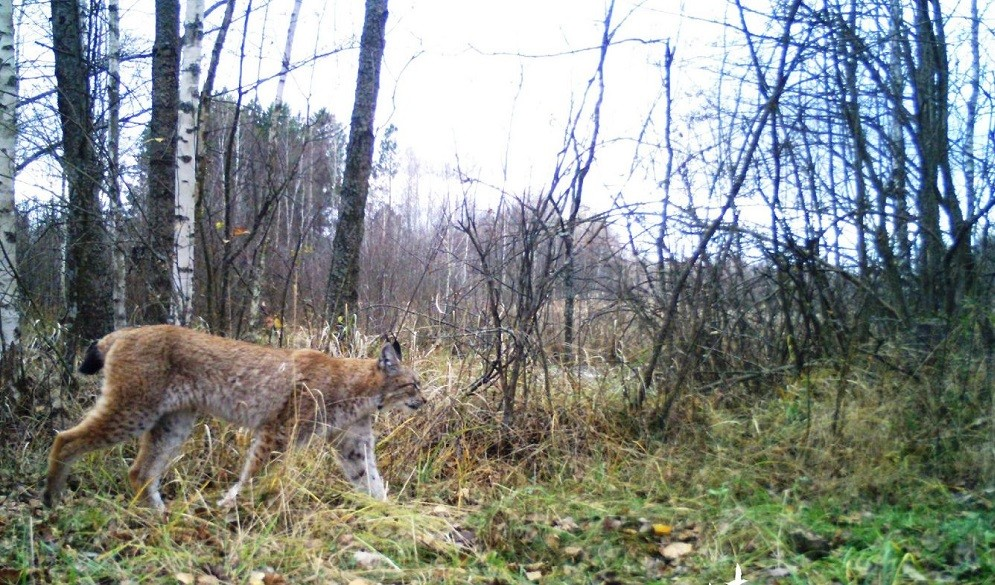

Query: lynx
[{"left": 43, "top": 325, "right": 425, "bottom": 512}]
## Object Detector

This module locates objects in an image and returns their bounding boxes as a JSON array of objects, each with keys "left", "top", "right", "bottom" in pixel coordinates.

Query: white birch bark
[
  {"left": 173, "top": 0, "right": 204, "bottom": 326},
  {"left": 107, "top": 0, "right": 127, "bottom": 329},
  {"left": 0, "top": 0, "right": 18, "bottom": 350},
  {"left": 964, "top": 0, "right": 978, "bottom": 218},
  {"left": 249, "top": 0, "right": 302, "bottom": 329},
  {"left": 275, "top": 0, "right": 302, "bottom": 107}
]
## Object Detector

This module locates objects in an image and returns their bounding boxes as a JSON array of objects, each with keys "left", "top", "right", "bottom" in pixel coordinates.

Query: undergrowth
[{"left": 0, "top": 346, "right": 993, "bottom": 584}]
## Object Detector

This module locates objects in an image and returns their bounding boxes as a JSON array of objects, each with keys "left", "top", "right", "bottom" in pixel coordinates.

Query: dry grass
[{"left": 0, "top": 339, "right": 993, "bottom": 583}]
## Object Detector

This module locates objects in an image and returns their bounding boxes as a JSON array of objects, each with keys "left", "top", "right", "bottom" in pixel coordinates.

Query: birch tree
[
  {"left": 107, "top": 0, "right": 126, "bottom": 329},
  {"left": 0, "top": 0, "right": 16, "bottom": 351},
  {"left": 324, "top": 0, "right": 388, "bottom": 330},
  {"left": 275, "top": 0, "right": 302, "bottom": 107},
  {"left": 174, "top": 0, "right": 204, "bottom": 326},
  {"left": 248, "top": 0, "right": 302, "bottom": 327}
]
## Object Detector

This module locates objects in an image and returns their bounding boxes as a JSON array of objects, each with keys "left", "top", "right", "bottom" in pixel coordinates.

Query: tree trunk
[
  {"left": 887, "top": 0, "right": 913, "bottom": 281},
  {"left": 107, "top": 0, "right": 127, "bottom": 329},
  {"left": 249, "top": 0, "right": 301, "bottom": 329},
  {"left": 563, "top": 0, "right": 611, "bottom": 364},
  {"left": 193, "top": 0, "right": 235, "bottom": 329},
  {"left": 0, "top": 0, "right": 17, "bottom": 351},
  {"left": 275, "top": 0, "right": 302, "bottom": 107},
  {"left": 143, "top": 0, "right": 180, "bottom": 324},
  {"left": 910, "top": 0, "right": 947, "bottom": 317},
  {"left": 880, "top": 0, "right": 910, "bottom": 320},
  {"left": 51, "top": 0, "right": 111, "bottom": 343},
  {"left": 324, "top": 0, "right": 388, "bottom": 330},
  {"left": 174, "top": 0, "right": 204, "bottom": 326},
  {"left": 964, "top": 0, "right": 978, "bottom": 222}
]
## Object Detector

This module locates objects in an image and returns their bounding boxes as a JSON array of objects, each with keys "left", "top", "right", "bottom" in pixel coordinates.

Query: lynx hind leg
[
  {"left": 333, "top": 418, "right": 386, "bottom": 501},
  {"left": 129, "top": 410, "right": 195, "bottom": 513},
  {"left": 44, "top": 398, "right": 157, "bottom": 508},
  {"left": 217, "top": 422, "right": 287, "bottom": 508}
]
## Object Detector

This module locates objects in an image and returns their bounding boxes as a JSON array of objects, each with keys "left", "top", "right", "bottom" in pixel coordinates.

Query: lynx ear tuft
[
  {"left": 391, "top": 338, "right": 402, "bottom": 361},
  {"left": 378, "top": 343, "right": 401, "bottom": 375}
]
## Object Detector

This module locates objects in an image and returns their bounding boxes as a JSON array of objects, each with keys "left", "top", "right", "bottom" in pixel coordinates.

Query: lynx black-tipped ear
[
  {"left": 378, "top": 343, "right": 401, "bottom": 375},
  {"left": 392, "top": 338, "right": 402, "bottom": 361}
]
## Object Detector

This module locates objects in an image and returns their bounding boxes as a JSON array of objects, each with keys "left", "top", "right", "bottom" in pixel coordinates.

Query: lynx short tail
[{"left": 78, "top": 341, "right": 104, "bottom": 375}]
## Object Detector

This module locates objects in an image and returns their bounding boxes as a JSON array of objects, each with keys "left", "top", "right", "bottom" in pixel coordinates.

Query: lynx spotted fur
[{"left": 43, "top": 325, "right": 424, "bottom": 512}]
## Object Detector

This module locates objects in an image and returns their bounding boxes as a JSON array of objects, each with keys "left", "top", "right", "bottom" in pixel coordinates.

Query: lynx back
[{"left": 43, "top": 325, "right": 425, "bottom": 513}]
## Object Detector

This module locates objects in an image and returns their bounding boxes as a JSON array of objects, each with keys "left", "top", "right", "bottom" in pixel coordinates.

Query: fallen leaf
[
  {"left": 555, "top": 516, "right": 580, "bottom": 532},
  {"left": 525, "top": 570, "right": 542, "bottom": 581},
  {"left": 245, "top": 572, "right": 287, "bottom": 585},
  {"left": 838, "top": 511, "right": 872, "bottom": 524},
  {"left": 347, "top": 579, "right": 374, "bottom": 585},
  {"left": 0, "top": 569, "right": 23, "bottom": 585},
  {"left": 675, "top": 525, "right": 700, "bottom": 541},
  {"left": 453, "top": 527, "right": 477, "bottom": 548},
  {"left": 643, "top": 557, "right": 668, "bottom": 579},
  {"left": 175, "top": 574, "right": 195, "bottom": 585},
  {"left": 652, "top": 523, "right": 672, "bottom": 537},
  {"left": 202, "top": 564, "right": 228, "bottom": 582},
  {"left": 417, "top": 532, "right": 445, "bottom": 552},
  {"left": 594, "top": 569, "right": 625, "bottom": 585},
  {"left": 788, "top": 529, "right": 831, "bottom": 559},
  {"left": 353, "top": 550, "right": 397, "bottom": 570},
  {"left": 337, "top": 533, "right": 355, "bottom": 547},
  {"left": 196, "top": 576, "right": 221, "bottom": 585},
  {"left": 562, "top": 546, "right": 584, "bottom": 560},
  {"left": 902, "top": 564, "right": 929, "bottom": 582},
  {"left": 660, "top": 541, "right": 693, "bottom": 561}
]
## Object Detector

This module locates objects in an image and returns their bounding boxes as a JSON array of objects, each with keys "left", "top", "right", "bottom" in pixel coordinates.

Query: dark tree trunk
[
  {"left": 910, "top": 0, "right": 951, "bottom": 317},
  {"left": 562, "top": 2, "right": 611, "bottom": 363},
  {"left": 142, "top": 0, "right": 180, "bottom": 324},
  {"left": 50, "top": 0, "right": 110, "bottom": 342},
  {"left": 324, "top": 0, "right": 388, "bottom": 329}
]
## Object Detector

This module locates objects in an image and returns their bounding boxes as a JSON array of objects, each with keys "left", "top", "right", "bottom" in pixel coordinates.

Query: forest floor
[{"left": 1, "top": 356, "right": 993, "bottom": 584}]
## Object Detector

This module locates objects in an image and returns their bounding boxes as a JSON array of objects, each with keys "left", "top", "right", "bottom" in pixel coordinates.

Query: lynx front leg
[
  {"left": 332, "top": 416, "right": 386, "bottom": 500},
  {"left": 218, "top": 422, "right": 287, "bottom": 508}
]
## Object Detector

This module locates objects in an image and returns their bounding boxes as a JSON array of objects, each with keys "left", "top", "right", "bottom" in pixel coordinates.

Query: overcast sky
[
  {"left": 211, "top": 0, "right": 731, "bottom": 209},
  {"left": 11, "top": 0, "right": 730, "bottom": 213}
]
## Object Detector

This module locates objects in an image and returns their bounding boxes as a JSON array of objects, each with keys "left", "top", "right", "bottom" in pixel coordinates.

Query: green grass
[{"left": 1, "top": 363, "right": 994, "bottom": 584}]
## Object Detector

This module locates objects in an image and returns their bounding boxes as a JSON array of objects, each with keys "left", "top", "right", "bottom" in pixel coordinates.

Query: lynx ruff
[{"left": 42, "top": 325, "right": 425, "bottom": 512}]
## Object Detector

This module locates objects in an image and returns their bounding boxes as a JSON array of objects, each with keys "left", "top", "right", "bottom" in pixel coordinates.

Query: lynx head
[{"left": 375, "top": 341, "right": 425, "bottom": 413}]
